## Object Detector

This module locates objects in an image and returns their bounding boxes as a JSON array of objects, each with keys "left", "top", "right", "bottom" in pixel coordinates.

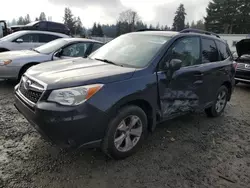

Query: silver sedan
[{"left": 0, "top": 38, "right": 103, "bottom": 80}]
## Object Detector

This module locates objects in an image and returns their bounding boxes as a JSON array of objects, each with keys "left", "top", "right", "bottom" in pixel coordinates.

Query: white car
[
  {"left": 0, "top": 30, "right": 69, "bottom": 52},
  {"left": 0, "top": 38, "right": 103, "bottom": 80}
]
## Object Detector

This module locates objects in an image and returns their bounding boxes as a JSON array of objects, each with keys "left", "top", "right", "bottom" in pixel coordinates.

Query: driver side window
[
  {"left": 61, "top": 43, "right": 91, "bottom": 57},
  {"left": 161, "top": 37, "right": 201, "bottom": 69}
]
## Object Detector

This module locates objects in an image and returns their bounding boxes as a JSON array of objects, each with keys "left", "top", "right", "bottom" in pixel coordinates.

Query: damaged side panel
[
  {"left": 160, "top": 89, "right": 199, "bottom": 116},
  {"left": 157, "top": 68, "right": 205, "bottom": 118}
]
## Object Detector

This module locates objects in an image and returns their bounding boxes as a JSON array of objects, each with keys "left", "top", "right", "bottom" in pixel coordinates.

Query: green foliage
[
  {"left": 39, "top": 12, "right": 47, "bottom": 21},
  {"left": 191, "top": 19, "right": 205, "bottom": 30},
  {"left": 172, "top": 4, "right": 187, "bottom": 31},
  {"left": 91, "top": 23, "right": 104, "bottom": 37},
  {"left": 16, "top": 14, "right": 31, "bottom": 25},
  {"left": 63, "top": 7, "right": 76, "bottom": 34},
  {"left": 205, "top": 0, "right": 250, "bottom": 34}
]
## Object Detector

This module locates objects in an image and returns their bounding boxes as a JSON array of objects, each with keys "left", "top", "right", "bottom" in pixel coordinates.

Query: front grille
[
  {"left": 237, "top": 63, "right": 250, "bottom": 70},
  {"left": 18, "top": 77, "right": 44, "bottom": 104}
]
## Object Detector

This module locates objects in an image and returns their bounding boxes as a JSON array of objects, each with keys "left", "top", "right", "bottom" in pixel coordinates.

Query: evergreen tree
[
  {"left": 97, "top": 24, "right": 104, "bottom": 37},
  {"left": 17, "top": 16, "right": 25, "bottom": 25},
  {"left": 39, "top": 12, "right": 47, "bottom": 21},
  {"left": 75, "top": 17, "right": 83, "bottom": 36},
  {"left": 185, "top": 22, "right": 190, "bottom": 29},
  {"left": 63, "top": 8, "right": 76, "bottom": 34},
  {"left": 91, "top": 22, "right": 98, "bottom": 36},
  {"left": 23, "top": 14, "right": 31, "bottom": 24},
  {"left": 204, "top": 0, "right": 250, "bottom": 34},
  {"left": 172, "top": 4, "right": 186, "bottom": 31}
]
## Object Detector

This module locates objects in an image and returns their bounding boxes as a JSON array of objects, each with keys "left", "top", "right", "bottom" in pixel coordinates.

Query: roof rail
[
  {"left": 180, "top": 28, "right": 220, "bottom": 38},
  {"left": 136, "top": 29, "right": 162, "bottom": 32}
]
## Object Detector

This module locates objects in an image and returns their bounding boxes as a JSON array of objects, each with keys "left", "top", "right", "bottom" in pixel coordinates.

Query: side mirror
[
  {"left": 16, "top": 38, "right": 23, "bottom": 43},
  {"left": 169, "top": 59, "right": 182, "bottom": 71},
  {"left": 54, "top": 49, "right": 62, "bottom": 58}
]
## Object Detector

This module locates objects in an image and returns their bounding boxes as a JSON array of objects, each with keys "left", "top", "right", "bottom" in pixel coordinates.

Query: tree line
[{"left": 7, "top": 0, "right": 250, "bottom": 37}]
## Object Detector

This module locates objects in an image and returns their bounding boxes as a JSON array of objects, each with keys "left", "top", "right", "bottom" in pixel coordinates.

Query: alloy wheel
[
  {"left": 114, "top": 115, "right": 143, "bottom": 152},
  {"left": 215, "top": 90, "right": 227, "bottom": 113}
]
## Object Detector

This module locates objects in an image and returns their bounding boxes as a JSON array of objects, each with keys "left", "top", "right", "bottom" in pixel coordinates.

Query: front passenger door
[
  {"left": 12, "top": 33, "right": 39, "bottom": 50},
  {"left": 157, "top": 36, "right": 206, "bottom": 118},
  {"left": 60, "top": 42, "right": 92, "bottom": 59}
]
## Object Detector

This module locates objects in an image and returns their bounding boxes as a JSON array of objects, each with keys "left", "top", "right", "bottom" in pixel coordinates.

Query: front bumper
[
  {"left": 0, "top": 65, "right": 20, "bottom": 79},
  {"left": 14, "top": 89, "right": 109, "bottom": 149},
  {"left": 235, "top": 69, "right": 250, "bottom": 83}
]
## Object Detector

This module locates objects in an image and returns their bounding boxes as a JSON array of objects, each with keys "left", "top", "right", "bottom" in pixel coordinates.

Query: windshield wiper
[
  {"left": 31, "top": 48, "right": 40, "bottom": 53},
  {"left": 94, "top": 58, "right": 122, "bottom": 66}
]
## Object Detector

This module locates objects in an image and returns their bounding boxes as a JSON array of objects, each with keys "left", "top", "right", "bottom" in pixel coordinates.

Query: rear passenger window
[
  {"left": 215, "top": 41, "right": 231, "bottom": 60},
  {"left": 38, "top": 34, "right": 61, "bottom": 43},
  {"left": 201, "top": 38, "right": 219, "bottom": 63}
]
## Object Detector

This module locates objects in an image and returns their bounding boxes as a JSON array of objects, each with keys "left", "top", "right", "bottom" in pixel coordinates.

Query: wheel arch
[
  {"left": 112, "top": 98, "right": 156, "bottom": 132},
  {"left": 18, "top": 62, "right": 40, "bottom": 79},
  {"left": 0, "top": 48, "right": 10, "bottom": 52}
]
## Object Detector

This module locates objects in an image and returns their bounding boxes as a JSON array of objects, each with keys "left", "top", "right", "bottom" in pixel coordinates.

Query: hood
[
  {"left": 0, "top": 50, "right": 43, "bottom": 60},
  {"left": 26, "top": 57, "right": 136, "bottom": 90},
  {"left": 236, "top": 39, "right": 250, "bottom": 57}
]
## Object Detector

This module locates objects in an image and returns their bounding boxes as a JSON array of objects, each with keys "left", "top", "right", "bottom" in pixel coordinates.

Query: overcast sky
[{"left": 0, "top": 0, "right": 210, "bottom": 28}]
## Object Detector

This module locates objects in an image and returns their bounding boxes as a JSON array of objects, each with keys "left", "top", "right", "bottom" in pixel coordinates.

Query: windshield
[
  {"left": 89, "top": 33, "right": 171, "bottom": 68},
  {"left": 34, "top": 39, "right": 69, "bottom": 54},
  {"left": 0, "top": 31, "right": 24, "bottom": 41},
  {"left": 25, "top": 21, "right": 39, "bottom": 26}
]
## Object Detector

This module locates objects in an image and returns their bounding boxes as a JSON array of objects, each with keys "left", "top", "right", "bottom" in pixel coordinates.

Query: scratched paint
[{"left": 161, "top": 89, "right": 199, "bottom": 115}]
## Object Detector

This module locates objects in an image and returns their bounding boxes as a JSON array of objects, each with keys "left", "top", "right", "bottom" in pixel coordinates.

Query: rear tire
[
  {"left": 102, "top": 105, "right": 148, "bottom": 160},
  {"left": 205, "top": 85, "right": 229, "bottom": 117},
  {"left": 235, "top": 80, "right": 239, "bottom": 85}
]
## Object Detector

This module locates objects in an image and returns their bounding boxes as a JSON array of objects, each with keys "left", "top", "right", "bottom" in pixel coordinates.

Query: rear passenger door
[
  {"left": 157, "top": 36, "right": 207, "bottom": 117},
  {"left": 200, "top": 38, "right": 230, "bottom": 104},
  {"left": 38, "top": 34, "right": 62, "bottom": 46}
]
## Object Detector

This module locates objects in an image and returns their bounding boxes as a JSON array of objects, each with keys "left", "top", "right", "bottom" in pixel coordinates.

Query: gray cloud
[
  {"left": 49, "top": 0, "right": 209, "bottom": 26},
  {"left": 49, "top": 0, "right": 125, "bottom": 18},
  {"left": 150, "top": 0, "right": 209, "bottom": 26}
]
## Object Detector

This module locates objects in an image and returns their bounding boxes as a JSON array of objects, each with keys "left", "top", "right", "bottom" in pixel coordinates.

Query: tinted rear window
[
  {"left": 48, "top": 22, "right": 64, "bottom": 30},
  {"left": 201, "top": 38, "right": 219, "bottom": 63},
  {"left": 38, "top": 34, "right": 61, "bottom": 43},
  {"left": 215, "top": 41, "right": 231, "bottom": 61}
]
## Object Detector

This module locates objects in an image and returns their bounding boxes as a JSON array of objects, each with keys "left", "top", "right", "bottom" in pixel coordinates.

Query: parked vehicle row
[
  {"left": 0, "top": 30, "right": 70, "bottom": 52},
  {"left": 10, "top": 21, "right": 71, "bottom": 35},
  {"left": 234, "top": 39, "right": 250, "bottom": 84},
  {"left": 13, "top": 29, "right": 236, "bottom": 159},
  {"left": 0, "top": 38, "right": 103, "bottom": 80}
]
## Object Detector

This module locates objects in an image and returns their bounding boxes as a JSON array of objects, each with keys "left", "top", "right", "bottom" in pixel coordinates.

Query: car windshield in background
[
  {"left": 25, "top": 21, "right": 39, "bottom": 26},
  {"left": 34, "top": 39, "right": 68, "bottom": 54},
  {"left": 89, "top": 34, "right": 171, "bottom": 68},
  {"left": 0, "top": 31, "right": 23, "bottom": 41}
]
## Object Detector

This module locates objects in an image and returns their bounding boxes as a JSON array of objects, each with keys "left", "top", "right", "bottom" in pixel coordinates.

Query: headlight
[
  {"left": 47, "top": 84, "right": 103, "bottom": 106},
  {"left": 0, "top": 59, "right": 12, "bottom": 66}
]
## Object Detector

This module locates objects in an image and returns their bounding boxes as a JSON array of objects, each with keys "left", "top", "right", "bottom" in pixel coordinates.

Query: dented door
[
  {"left": 157, "top": 66, "right": 205, "bottom": 117},
  {"left": 157, "top": 36, "right": 204, "bottom": 117}
]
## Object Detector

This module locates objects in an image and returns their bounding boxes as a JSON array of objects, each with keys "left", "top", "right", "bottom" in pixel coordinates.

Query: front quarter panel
[{"left": 87, "top": 70, "right": 158, "bottom": 117}]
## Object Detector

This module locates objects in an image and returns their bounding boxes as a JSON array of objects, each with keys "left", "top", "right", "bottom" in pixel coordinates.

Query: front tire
[
  {"left": 102, "top": 105, "right": 148, "bottom": 160},
  {"left": 205, "top": 85, "right": 229, "bottom": 117}
]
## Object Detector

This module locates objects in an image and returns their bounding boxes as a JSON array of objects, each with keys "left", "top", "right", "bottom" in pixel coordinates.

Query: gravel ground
[{"left": 0, "top": 80, "right": 249, "bottom": 188}]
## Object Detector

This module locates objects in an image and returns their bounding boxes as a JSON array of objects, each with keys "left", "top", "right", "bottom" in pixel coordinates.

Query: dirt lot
[{"left": 0, "top": 80, "right": 249, "bottom": 188}]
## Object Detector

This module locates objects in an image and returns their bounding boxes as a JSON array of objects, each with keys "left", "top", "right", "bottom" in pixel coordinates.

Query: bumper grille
[
  {"left": 236, "top": 63, "right": 250, "bottom": 70},
  {"left": 18, "top": 76, "right": 44, "bottom": 104}
]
